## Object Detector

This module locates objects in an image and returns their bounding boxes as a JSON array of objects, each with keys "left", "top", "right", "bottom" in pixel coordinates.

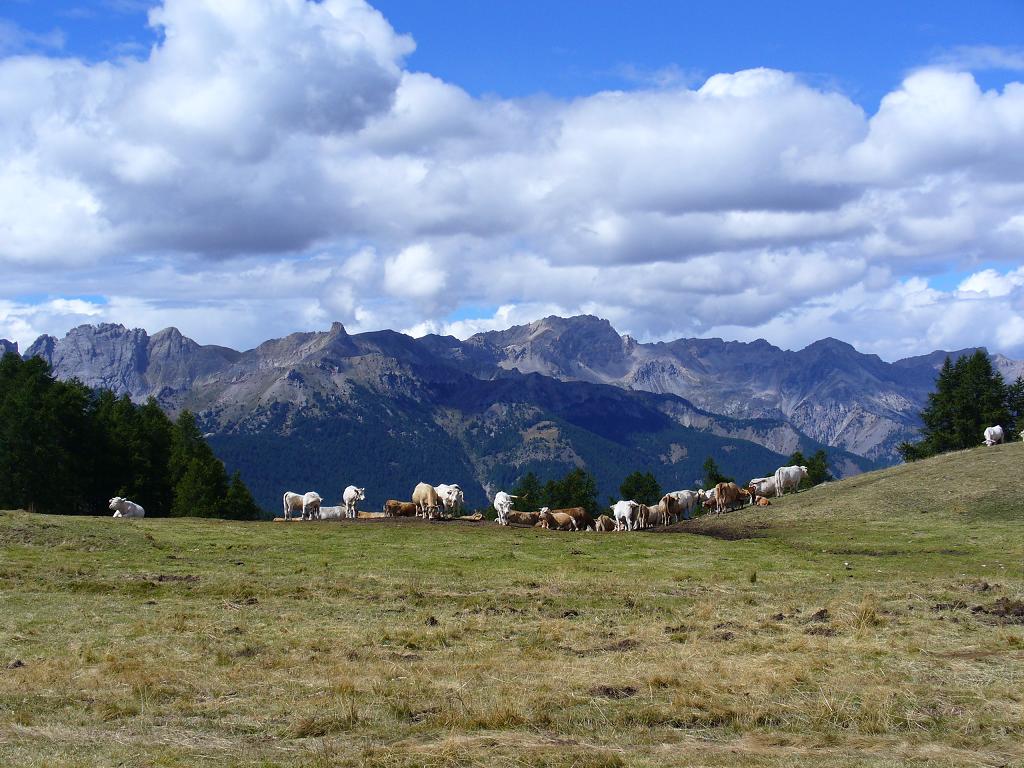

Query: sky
[{"left": 1, "top": 0, "right": 1023, "bottom": 360}]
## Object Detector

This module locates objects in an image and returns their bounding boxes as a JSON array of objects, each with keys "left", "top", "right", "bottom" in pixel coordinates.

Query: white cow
[
  {"left": 283, "top": 491, "right": 321, "bottom": 520},
  {"left": 666, "top": 489, "right": 705, "bottom": 521},
  {"left": 611, "top": 499, "right": 641, "bottom": 531},
  {"left": 342, "top": 486, "right": 366, "bottom": 519},
  {"left": 109, "top": 497, "right": 144, "bottom": 518},
  {"left": 747, "top": 476, "right": 777, "bottom": 502},
  {"left": 773, "top": 466, "right": 809, "bottom": 497},
  {"left": 435, "top": 483, "right": 464, "bottom": 518},
  {"left": 302, "top": 491, "right": 322, "bottom": 520},
  {"left": 983, "top": 425, "right": 1005, "bottom": 446},
  {"left": 493, "top": 491, "right": 517, "bottom": 525},
  {"left": 282, "top": 491, "right": 303, "bottom": 520}
]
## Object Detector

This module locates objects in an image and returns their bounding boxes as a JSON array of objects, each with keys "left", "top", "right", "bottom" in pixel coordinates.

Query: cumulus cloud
[{"left": 2, "top": 0, "right": 1024, "bottom": 360}]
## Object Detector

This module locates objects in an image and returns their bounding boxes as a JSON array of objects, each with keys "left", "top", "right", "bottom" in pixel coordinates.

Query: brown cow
[
  {"left": 504, "top": 510, "right": 541, "bottom": 526},
  {"left": 550, "top": 506, "right": 595, "bottom": 531},
  {"left": 755, "top": 496, "right": 771, "bottom": 507},
  {"left": 383, "top": 499, "right": 417, "bottom": 517},
  {"left": 539, "top": 509, "right": 578, "bottom": 531},
  {"left": 594, "top": 514, "right": 616, "bottom": 531},
  {"left": 714, "top": 482, "right": 750, "bottom": 514}
]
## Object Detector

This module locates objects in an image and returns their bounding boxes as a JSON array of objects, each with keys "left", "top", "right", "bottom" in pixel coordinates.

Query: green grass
[{"left": 2, "top": 442, "right": 1023, "bottom": 767}]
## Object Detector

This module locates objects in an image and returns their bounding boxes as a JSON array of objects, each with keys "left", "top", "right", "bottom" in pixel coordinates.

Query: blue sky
[
  {"left": 6, "top": 1, "right": 1022, "bottom": 105},
  {"left": 1, "top": 0, "right": 1023, "bottom": 359}
]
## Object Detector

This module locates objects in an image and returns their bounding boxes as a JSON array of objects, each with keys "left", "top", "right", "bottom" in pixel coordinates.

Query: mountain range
[{"left": 5, "top": 315, "right": 1018, "bottom": 514}]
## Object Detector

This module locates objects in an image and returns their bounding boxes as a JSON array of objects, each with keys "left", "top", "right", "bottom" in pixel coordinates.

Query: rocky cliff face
[
  {"left": 0, "top": 339, "right": 18, "bottom": 356},
  {"left": 451, "top": 317, "right": 1005, "bottom": 463},
  {"left": 19, "top": 315, "right": 1016, "bottom": 511}
]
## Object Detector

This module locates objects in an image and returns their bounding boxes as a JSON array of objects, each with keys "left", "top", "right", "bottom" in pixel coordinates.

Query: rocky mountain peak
[{"left": 1, "top": 339, "right": 19, "bottom": 356}]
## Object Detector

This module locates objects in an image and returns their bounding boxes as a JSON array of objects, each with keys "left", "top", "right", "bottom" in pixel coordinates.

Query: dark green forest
[
  {"left": 899, "top": 350, "right": 1023, "bottom": 461},
  {"left": 0, "top": 352, "right": 260, "bottom": 519}
]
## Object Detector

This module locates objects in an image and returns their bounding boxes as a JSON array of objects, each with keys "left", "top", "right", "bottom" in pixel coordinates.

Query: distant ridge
[{"left": 5, "top": 316, "right": 1018, "bottom": 513}]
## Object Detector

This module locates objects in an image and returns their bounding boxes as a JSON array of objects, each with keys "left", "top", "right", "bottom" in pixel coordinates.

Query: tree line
[
  {"left": 0, "top": 352, "right": 261, "bottom": 518},
  {"left": 508, "top": 449, "right": 834, "bottom": 514},
  {"left": 899, "top": 350, "right": 1023, "bottom": 461}
]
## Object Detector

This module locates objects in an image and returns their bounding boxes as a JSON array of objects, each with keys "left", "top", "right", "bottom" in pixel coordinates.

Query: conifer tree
[
  {"left": 619, "top": 470, "right": 662, "bottom": 505},
  {"left": 701, "top": 456, "right": 732, "bottom": 489},
  {"left": 899, "top": 352, "right": 1011, "bottom": 460},
  {"left": 511, "top": 471, "right": 544, "bottom": 510}
]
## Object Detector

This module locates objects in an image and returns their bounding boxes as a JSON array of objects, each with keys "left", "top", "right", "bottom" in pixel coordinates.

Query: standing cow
[
  {"left": 611, "top": 499, "right": 641, "bottom": 531},
  {"left": 412, "top": 482, "right": 440, "bottom": 519},
  {"left": 493, "top": 491, "right": 517, "bottom": 525},
  {"left": 342, "top": 486, "right": 366, "bottom": 518},
  {"left": 773, "top": 466, "right": 809, "bottom": 497}
]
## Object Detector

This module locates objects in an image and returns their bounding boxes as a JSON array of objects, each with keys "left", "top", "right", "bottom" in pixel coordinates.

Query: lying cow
[
  {"left": 984, "top": 425, "right": 1005, "bottom": 446},
  {"left": 109, "top": 497, "right": 144, "bottom": 518},
  {"left": 755, "top": 496, "right": 771, "bottom": 507},
  {"left": 504, "top": 510, "right": 540, "bottom": 526},
  {"left": 342, "top": 486, "right": 366, "bottom": 519},
  {"left": 383, "top": 499, "right": 417, "bottom": 517},
  {"left": 594, "top": 514, "right": 616, "bottom": 531},
  {"left": 539, "top": 508, "right": 578, "bottom": 531}
]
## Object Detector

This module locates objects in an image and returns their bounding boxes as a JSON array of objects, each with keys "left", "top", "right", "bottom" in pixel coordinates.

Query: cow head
[{"left": 108, "top": 497, "right": 122, "bottom": 510}]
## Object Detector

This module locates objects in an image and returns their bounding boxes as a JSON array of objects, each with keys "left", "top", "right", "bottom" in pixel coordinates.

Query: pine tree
[
  {"left": 542, "top": 468, "right": 599, "bottom": 513},
  {"left": 169, "top": 411, "right": 229, "bottom": 517},
  {"left": 222, "top": 471, "right": 262, "bottom": 520},
  {"left": 701, "top": 456, "right": 732, "bottom": 490},
  {"left": 511, "top": 471, "right": 544, "bottom": 510},
  {"left": 900, "top": 352, "right": 1011, "bottom": 460},
  {"left": 619, "top": 471, "right": 662, "bottom": 505},
  {"left": 789, "top": 449, "right": 832, "bottom": 488}
]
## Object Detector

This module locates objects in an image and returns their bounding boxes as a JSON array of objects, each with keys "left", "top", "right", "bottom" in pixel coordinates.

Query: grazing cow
[
  {"left": 611, "top": 499, "right": 641, "bottom": 531},
  {"left": 747, "top": 476, "right": 777, "bottom": 502},
  {"left": 666, "top": 490, "right": 703, "bottom": 521},
  {"left": 302, "top": 492, "right": 322, "bottom": 520},
  {"left": 492, "top": 491, "right": 518, "bottom": 525},
  {"left": 412, "top": 482, "right": 441, "bottom": 519},
  {"left": 109, "top": 497, "right": 144, "bottom": 518},
  {"left": 282, "top": 491, "right": 305, "bottom": 521},
  {"left": 342, "top": 486, "right": 366, "bottom": 519},
  {"left": 594, "top": 514, "right": 617, "bottom": 532},
  {"left": 435, "top": 484, "right": 465, "bottom": 518},
  {"left": 554, "top": 506, "right": 595, "bottom": 531},
  {"left": 714, "top": 482, "right": 741, "bottom": 514},
  {"left": 504, "top": 510, "right": 540, "bottom": 526},
  {"left": 773, "top": 465, "right": 809, "bottom": 497},
  {"left": 539, "top": 508, "right": 578, "bottom": 531},
  {"left": 755, "top": 496, "right": 771, "bottom": 507},
  {"left": 383, "top": 499, "right": 417, "bottom": 517},
  {"left": 983, "top": 425, "right": 1005, "bottom": 446}
]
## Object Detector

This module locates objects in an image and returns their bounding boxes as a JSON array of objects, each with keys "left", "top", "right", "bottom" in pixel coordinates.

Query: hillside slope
[
  {"left": 1, "top": 444, "right": 1022, "bottom": 767},
  {"left": 684, "top": 440, "right": 1024, "bottom": 563}
]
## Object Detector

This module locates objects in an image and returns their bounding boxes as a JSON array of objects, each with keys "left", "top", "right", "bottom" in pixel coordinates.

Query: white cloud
[{"left": 2, "top": 1, "right": 1024, "bottom": 360}]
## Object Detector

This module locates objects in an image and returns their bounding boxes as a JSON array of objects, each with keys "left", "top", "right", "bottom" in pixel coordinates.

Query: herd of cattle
[{"left": 107, "top": 425, "right": 1014, "bottom": 523}]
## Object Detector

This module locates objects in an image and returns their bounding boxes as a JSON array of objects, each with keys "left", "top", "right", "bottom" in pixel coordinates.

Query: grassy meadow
[{"left": 2, "top": 442, "right": 1023, "bottom": 767}]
